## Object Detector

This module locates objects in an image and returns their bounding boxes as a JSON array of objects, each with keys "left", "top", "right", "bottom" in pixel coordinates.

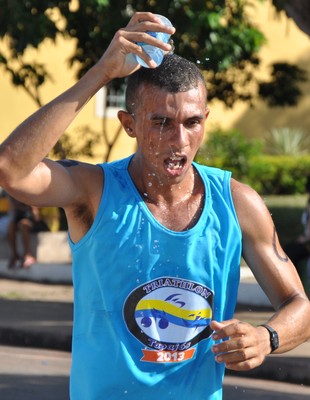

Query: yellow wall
[
  {"left": 0, "top": 37, "right": 137, "bottom": 162},
  {"left": 208, "top": 1, "right": 310, "bottom": 138},
  {"left": 1, "top": 0, "right": 309, "bottom": 161}
]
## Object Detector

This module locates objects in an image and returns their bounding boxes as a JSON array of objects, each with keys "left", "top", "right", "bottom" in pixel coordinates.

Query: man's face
[{"left": 130, "top": 82, "right": 209, "bottom": 184}]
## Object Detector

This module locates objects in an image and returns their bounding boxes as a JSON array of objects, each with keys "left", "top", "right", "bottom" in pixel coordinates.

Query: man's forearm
[
  {"left": 266, "top": 294, "right": 310, "bottom": 354},
  {"left": 0, "top": 64, "right": 109, "bottom": 188}
]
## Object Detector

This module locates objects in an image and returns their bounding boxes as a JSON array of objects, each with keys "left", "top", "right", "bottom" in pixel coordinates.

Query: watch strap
[{"left": 260, "top": 323, "right": 279, "bottom": 353}]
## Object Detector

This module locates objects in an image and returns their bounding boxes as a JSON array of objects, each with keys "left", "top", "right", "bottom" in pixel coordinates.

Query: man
[
  {"left": 0, "top": 187, "right": 10, "bottom": 239},
  {"left": 6, "top": 196, "right": 37, "bottom": 269},
  {"left": 0, "top": 12, "right": 309, "bottom": 400}
]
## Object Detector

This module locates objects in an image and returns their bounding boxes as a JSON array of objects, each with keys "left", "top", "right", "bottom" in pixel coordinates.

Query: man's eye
[
  {"left": 154, "top": 120, "right": 168, "bottom": 127},
  {"left": 187, "top": 120, "right": 200, "bottom": 127}
]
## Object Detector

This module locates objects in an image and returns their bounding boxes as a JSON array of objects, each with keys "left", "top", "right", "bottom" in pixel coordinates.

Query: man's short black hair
[{"left": 125, "top": 54, "right": 207, "bottom": 114}]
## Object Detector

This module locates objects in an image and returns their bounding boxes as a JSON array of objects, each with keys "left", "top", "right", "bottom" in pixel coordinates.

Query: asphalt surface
[
  {"left": 0, "top": 278, "right": 309, "bottom": 388},
  {"left": 2, "top": 345, "right": 310, "bottom": 400},
  {"left": 0, "top": 345, "right": 70, "bottom": 400}
]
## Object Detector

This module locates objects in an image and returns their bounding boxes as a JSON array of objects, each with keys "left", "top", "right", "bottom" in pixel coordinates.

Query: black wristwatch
[{"left": 260, "top": 324, "right": 279, "bottom": 353}]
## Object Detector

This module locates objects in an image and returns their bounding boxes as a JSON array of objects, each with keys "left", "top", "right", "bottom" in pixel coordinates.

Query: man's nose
[{"left": 170, "top": 124, "right": 188, "bottom": 147}]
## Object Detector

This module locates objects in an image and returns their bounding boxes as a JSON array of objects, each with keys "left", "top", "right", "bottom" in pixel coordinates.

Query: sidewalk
[
  {"left": 0, "top": 264, "right": 309, "bottom": 387},
  {"left": 0, "top": 259, "right": 72, "bottom": 284}
]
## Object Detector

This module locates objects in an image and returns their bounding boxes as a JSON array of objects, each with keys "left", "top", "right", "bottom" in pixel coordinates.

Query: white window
[{"left": 95, "top": 84, "right": 126, "bottom": 118}]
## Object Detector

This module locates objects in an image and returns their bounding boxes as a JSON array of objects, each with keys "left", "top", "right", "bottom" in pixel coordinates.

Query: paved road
[
  {"left": 0, "top": 345, "right": 70, "bottom": 400},
  {"left": 1, "top": 345, "right": 310, "bottom": 400},
  {"left": 224, "top": 376, "right": 310, "bottom": 399}
]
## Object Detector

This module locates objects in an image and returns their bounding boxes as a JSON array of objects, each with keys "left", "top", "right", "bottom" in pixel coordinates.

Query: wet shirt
[{"left": 69, "top": 156, "right": 242, "bottom": 400}]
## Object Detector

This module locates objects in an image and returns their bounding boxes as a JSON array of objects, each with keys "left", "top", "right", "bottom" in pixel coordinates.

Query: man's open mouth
[{"left": 165, "top": 155, "right": 186, "bottom": 171}]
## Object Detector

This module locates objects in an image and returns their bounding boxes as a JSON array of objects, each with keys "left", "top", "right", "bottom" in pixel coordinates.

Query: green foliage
[
  {"left": 0, "top": 0, "right": 267, "bottom": 108},
  {"left": 0, "top": 0, "right": 61, "bottom": 105},
  {"left": 196, "top": 128, "right": 310, "bottom": 194},
  {"left": 0, "top": 0, "right": 61, "bottom": 54},
  {"left": 69, "top": 0, "right": 267, "bottom": 107},
  {"left": 1, "top": 0, "right": 307, "bottom": 109},
  {"left": 0, "top": 56, "right": 51, "bottom": 106},
  {"left": 196, "top": 128, "right": 263, "bottom": 181},
  {"left": 49, "top": 126, "right": 101, "bottom": 159},
  {"left": 248, "top": 155, "right": 310, "bottom": 194},
  {"left": 1, "top": 1, "right": 308, "bottom": 160},
  {"left": 0, "top": 1, "right": 307, "bottom": 109},
  {"left": 264, "top": 127, "right": 310, "bottom": 155},
  {"left": 264, "top": 194, "right": 307, "bottom": 244}
]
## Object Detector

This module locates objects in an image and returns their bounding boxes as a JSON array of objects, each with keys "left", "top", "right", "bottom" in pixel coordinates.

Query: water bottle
[{"left": 135, "top": 15, "right": 173, "bottom": 68}]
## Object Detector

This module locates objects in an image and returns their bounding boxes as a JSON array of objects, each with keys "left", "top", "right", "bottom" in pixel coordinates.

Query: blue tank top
[{"left": 69, "top": 156, "right": 242, "bottom": 400}]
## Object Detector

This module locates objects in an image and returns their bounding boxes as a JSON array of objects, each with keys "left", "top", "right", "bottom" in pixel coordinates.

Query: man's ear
[
  {"left": 205, "top": 107, "right": 210, "bottom": 120},
  {"left": 118, "top": 110, "right": 136, "bottom": 137}
]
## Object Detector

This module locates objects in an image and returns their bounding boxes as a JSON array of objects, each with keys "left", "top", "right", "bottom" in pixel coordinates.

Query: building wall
[
  {"left": 208, "top": 2, "right": 310, "bottom": 139},
  {"left": 0, "top": 36, "right": 137, "bottom": 162},
  {"left": 1, "top": 1, "right": 309, "bottom": 162}
]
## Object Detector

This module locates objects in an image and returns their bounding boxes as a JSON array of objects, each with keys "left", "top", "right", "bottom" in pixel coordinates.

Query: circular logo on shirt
[{"left": 123, "top": 277, "right": 214, "bottom": 360}]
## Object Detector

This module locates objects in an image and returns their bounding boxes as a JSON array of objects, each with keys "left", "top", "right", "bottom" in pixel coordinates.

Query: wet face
[{"left": 121, "top": 82, "right": 209, "bottom": 186}]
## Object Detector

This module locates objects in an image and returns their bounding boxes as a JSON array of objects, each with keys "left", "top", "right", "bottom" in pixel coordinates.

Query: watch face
[{"left": 271, "top": 330, "right": 279, "bottom": 351}]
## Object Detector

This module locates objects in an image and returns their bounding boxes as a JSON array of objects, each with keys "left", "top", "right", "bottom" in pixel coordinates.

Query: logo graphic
[{"left": 123, "top": 277, "right": 214, "bottom": 363}]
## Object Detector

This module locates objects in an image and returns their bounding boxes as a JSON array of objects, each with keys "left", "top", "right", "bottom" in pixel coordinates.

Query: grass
[{"left": 262, "top": 194, "right": 307, "bottom": 244}]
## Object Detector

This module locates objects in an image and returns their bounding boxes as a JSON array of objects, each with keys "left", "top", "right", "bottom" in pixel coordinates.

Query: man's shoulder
[
  {"left": 194, "top": 162, "right": 228, "bottom": 176},
  {"left": 99, "top": 155, "right": 133, "bottom": 171},
  {"left": 230, "top": 178, "right": 266, "bottom": 217},
  {"left": 194, "top": 162, "right": 232, "bottom": 188}
]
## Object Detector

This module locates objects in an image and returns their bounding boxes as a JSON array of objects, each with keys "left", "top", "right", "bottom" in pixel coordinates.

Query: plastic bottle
[{"left": 135, "top": 15, "right": 173, "bottom": 68}]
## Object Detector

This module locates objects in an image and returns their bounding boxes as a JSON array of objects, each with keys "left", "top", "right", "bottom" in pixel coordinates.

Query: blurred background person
[
  {"left": 7, "top": 196, "right": 48, "bottom": 269},
  {"left": 0, "top": 187, "right": 10, "bottom": 240}
]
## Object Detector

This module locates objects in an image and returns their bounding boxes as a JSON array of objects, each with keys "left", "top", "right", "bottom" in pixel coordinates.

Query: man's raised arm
[{"left": 0, "top": 12, "right": 174, "bottom": 208}]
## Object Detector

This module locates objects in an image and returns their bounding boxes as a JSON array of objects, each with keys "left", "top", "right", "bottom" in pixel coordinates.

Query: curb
[
  {"left": 0, "top": 263, "right": 271, "bottom": 307},
  {"left": 227, "top": 351, "right": 310, "bottom": 386},
  {"left": 0, "top": 260, "right": 72, "bottom": 285},
  {"left": 0, "top": 327, "right": 72, "bottom": 352}
]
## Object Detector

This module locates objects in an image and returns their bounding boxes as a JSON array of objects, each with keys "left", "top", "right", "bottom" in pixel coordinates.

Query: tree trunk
[{"left": 283, "top": 0, "right": 310, "bottom": 36}]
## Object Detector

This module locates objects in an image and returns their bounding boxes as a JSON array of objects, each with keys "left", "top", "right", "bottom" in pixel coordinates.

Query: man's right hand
[
  {"left": 95, "top": 12, "right": 175, "bottom": 82},
  {"left": 0, "top": 12, "right": 175, "bottom": 223}
]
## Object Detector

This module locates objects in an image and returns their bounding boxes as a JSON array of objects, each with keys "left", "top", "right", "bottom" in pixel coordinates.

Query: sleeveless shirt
[{"left": 69, "top": 156, "right": 242, "bottom": 400}]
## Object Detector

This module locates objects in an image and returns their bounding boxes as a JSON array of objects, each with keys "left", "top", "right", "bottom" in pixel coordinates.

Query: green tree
[
  {"left": 196, "top": 128, "right": 263, "bottom": 181},
  {"left": 0, "top": 0, "right": 307, "bottom": 160},
  {"left": 264, "top": 127, "right": 310, "bottom": 155},
  {"left": 0, "top": 1, "right": 60, "bottom": 107},
  {"left": 259, "top": 0, "right": 310, "bottom": 107},
  {"left": 0, "top": 1, "right": 267, "bottom": 104}
]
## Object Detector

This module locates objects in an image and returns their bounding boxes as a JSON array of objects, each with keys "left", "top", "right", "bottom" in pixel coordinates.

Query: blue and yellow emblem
[{"left": 124, "top": 277, "right": 214, "bottom": 362}]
